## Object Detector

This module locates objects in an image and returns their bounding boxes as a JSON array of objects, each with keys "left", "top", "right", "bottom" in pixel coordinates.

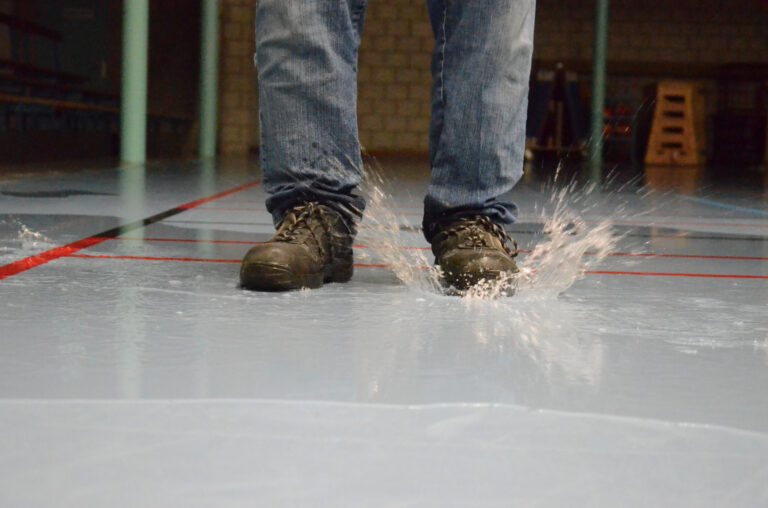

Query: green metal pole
[
  {"left": 199, "top": 0, "right": 220, "bottom": 159},
  {"left": 120, "top": 0, "right": 149, "bottom": 164},
  {"left": 589, "top": 0, "right": 609, "bottom": 184}
]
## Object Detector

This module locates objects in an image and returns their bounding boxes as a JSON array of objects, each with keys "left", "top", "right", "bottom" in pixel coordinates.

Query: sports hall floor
[{"left": 1, "top": 158, "right": 767, "bottom": 506}]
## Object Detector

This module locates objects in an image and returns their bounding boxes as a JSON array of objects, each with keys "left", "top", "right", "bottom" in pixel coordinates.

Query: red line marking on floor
[
  {"left": 0, "top": 237, "right": 107, "bottom": 280},
  {"left": 69, "top": 254, "right": 240, "bottom": 264},
  {"left": 591, "top": 251, "right": 768, "bottom": 261},
  {"left": 0, "top": 181, "right": 260, "bottom": 280},
  {"left": 62, "top": 254, "right": 768, "bottom": 279},
  {"left": 99, "top": 237, "right": 768, "bottom": 261},
  {"left": 177, "top": 182, "right": 261, "bottom": 210}
]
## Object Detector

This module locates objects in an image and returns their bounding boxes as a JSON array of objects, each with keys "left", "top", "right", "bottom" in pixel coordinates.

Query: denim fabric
[
  {"left": 255, "top": 0, "right": 536, "bottom": 242},
  {"left": 255, "top": 0, "right": 369, "bottom": 228}
]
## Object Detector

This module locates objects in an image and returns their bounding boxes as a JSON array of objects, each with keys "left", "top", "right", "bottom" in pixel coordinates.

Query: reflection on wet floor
[
  {"left": 644, "top": 164, "right": 706, "bottom": 193},
  {"left": 1, "top": 158, "right": 767, "bottom": 505}
]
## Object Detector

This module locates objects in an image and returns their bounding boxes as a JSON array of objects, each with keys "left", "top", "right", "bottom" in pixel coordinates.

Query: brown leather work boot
[
  {"left": 430, "top": 216, "right": 519, "bottom": 292},
  {"left": 240, "top": 202, "right": 354, "bottom": 291}
]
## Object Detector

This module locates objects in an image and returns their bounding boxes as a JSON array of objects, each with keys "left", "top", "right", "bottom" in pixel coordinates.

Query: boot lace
[
  {"left": 273, "top": 202, "right": 329, "bottom": 247},
  {"left": 446, "top": 216, "right": 519, "bottom": 258}
]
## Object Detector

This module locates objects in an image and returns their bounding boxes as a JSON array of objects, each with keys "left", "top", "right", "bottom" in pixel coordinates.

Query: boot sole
[
  {"left": 241, "top": 262, "right": 353, "bottom": 292},
  {"left": 326, "top": 262, "right": 353, "bottom": 284},
  {"left": 240, "top": 263, "right": 323, "bottom": 291},
  {"left": 442, "top": 269, "right": 519, "bottom": 295}
]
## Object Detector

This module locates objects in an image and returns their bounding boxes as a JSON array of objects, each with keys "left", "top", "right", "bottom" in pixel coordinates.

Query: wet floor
[{"left": 1, "top": 158, "right": 767, "bottom": 506}]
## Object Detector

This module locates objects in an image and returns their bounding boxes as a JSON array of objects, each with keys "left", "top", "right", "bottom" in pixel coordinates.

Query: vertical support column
[
  {"left": 589, "top": 0, "right": 609, "bottom": 184},
  {"left": 120, "top": 0, "right": 150, "bottom": 164},
  {"left": 199, "top": 0, "right": 220, "bottom": 159}
]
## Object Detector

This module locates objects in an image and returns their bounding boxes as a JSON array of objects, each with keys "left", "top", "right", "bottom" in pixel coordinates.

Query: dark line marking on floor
[
  {"left": 63, "top": 254, "right": 768, "bottom": 279},
  {"left": 0, "top": 181, "right": 261, "bottom": 280}
]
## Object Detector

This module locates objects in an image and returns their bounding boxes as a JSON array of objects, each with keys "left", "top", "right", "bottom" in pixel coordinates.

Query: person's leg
[
  {"left": 242, "top": 0, "right": 368, "bottom": 291},
  {"left": 256, "top": 0, "right": 369, "bottom": 228},
  {"left": 423, "top": 0, "right": 536, "bottom": 242}
]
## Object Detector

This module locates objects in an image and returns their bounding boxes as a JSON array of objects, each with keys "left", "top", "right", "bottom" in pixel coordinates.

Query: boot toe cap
[
  {"left": 240, "top": 244, "right": 322, "bottom": 291},
  {"left": 439, "top": 250, "right": 519, "bottom": 289}
]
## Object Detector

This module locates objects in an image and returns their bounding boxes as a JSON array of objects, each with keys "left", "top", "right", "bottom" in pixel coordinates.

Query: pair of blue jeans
[{"left": 255, "top": 0, "right": 536, "bottom": 242}]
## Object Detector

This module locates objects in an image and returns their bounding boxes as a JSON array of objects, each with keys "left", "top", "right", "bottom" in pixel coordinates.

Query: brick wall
[
  {"left": 218, "top": 0, "right": 259, "bottom": 156},
  {"left": 217, "top": 0, "right": 768, "bottom": 156},
  {"left": 535, "top": 0, "right": 768, "bottom": 111},
  {"left": 535, "top": 0, "right": 768, "bottom": 65},
  {"left": 357, "top": 1, "right": 434, "bottom": 154}
]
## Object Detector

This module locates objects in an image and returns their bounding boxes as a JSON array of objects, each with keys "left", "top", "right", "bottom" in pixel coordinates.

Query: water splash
[
  {"left": 357, "top": 161, "right": 619, "bottom": 300},
  {"left": 18, "top": 223, "right": 51, "bottom": 249},
  {"left": 509, "top": 181, "right": 619, "bottom": 299},
  {"left": 0, "top": 218, "right": 57, "bottom": 262},
  {"left": 356, "top": 166, "right": 441, "bottom": 292}
]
